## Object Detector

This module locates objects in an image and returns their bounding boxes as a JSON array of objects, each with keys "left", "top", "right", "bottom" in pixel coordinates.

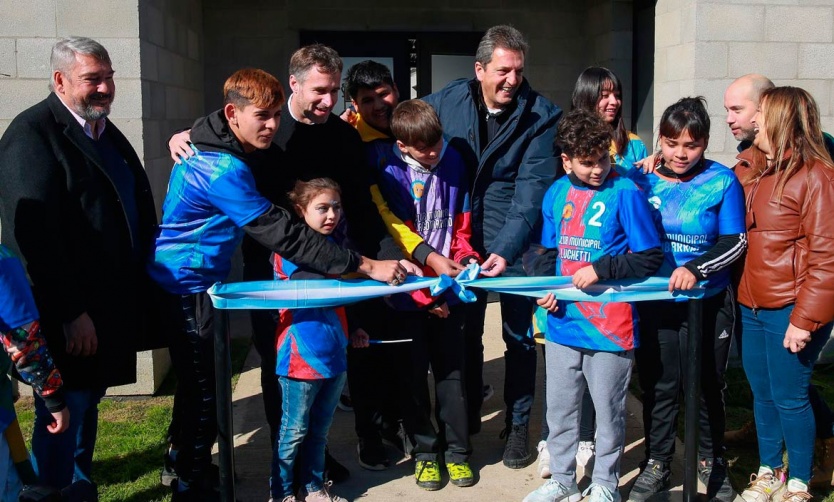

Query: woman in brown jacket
[{"left": 736, "top": 86, "right": 834, "bottom": 502}]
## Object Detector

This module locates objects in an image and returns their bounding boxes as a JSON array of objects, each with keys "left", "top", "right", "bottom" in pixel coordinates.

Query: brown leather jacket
[{"left": 734, "top": 148, "right": 834, "bottom": 332}]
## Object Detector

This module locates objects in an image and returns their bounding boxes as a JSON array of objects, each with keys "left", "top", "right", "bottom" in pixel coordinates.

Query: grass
[
  {"left": 14, "top": 336, "right": 252, "bottom": 502},
  {"left": 721, "top": 364, "right": 834, "bottom": 501},
  {"left": 630, "top": 362, "right": 834, "bottom": 500}
]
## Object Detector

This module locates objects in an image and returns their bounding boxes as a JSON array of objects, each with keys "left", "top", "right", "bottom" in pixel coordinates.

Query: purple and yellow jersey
[
  {"left": 628, "top": 159, "right": 745, "bottom": 294},
  {"left": 375, "top": 143, "right": 479, "bottom": 308},
  {"left": 541, "top": 173, "right": 660, "bottom": 351},
  {"left": 367, "top": 139, "right": 427, "bottom": 259},
  {"left": 375, "top": 143, "right": 474, "bottom": 261},
  {"left": 273, "top": 255, "right": 348, "bottom": 380}
]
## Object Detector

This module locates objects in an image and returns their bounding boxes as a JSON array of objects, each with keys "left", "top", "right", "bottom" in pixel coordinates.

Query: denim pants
[
  {"left": 741, "top": 304, "right": 831, "bottom": 482},
  {"left": 271, "top": 373, "right": 345, "bottom": 499},
  {"left": 31, "top": 386, "right": 107, "bottom": 489}
]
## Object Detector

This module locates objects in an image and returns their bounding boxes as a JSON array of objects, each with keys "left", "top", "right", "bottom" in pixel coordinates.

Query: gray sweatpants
[{"left": 545, "top": 340, "right": 633, "bottom": 492}]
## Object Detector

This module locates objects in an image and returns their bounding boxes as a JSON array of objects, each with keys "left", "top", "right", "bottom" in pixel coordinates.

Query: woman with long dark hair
[{"left": 570, "top": 66, "right": 648, "bottom": 172}]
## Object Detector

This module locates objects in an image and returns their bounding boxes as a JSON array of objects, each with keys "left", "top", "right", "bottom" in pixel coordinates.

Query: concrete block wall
[
  {"left": 654, "top": 0, "right": 834, "bottom": 167},
  {"left": 0, "top": 1, "right": 142, "bottom": 146},
  {"left": 138, "top": 0, "right": 204, "bottom": 217},
  {"left": 583, "top": 0, "right": 639, "bottom": 136},
  {"left": 199, "top": 0, "right": 620, "bottom": 114}
]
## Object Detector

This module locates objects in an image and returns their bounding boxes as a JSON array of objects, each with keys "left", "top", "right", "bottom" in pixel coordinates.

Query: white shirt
[{"left": 56, "top": 93, "right": 107, "bottom": 140}]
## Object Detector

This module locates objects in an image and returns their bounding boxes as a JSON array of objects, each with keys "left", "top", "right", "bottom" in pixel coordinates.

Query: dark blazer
[{"left": 0, "top": 92, "right": 160, "bottom": 389}]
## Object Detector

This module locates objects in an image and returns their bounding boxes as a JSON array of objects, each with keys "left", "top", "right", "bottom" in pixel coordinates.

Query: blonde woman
[{"left": 735, "top": 87, "right": 834, "bottom": 502}]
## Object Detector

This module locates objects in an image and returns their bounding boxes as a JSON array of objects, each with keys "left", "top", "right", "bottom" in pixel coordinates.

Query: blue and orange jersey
[
  {"left": 628, "top": 159, "right": 746, "bottom": 295},
  {"left": 541, "top": 173, "right": 660, "bottom": 351},
  {"left": 272, "top": 254, "right": 348, "bottom": 380},
  {"left": 374, "top": 141, "right": 479, "bottom": 308}
]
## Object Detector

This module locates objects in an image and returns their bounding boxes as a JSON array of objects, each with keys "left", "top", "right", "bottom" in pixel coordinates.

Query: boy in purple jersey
[
  {"left": 374, "top": 100, "right": 481, "bottom": 491},
  {"left": 524, "top": 110, "right": 663, "bottom": 502}
]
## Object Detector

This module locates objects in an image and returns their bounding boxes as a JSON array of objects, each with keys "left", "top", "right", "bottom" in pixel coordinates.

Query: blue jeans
[
  {"left": 270, "top": 373, "right": 345, "bottom": 498},
  {"left": 31, "top": 386, "right": 107, "bottom": 489},
  {"left": 741, "top": 305, "right": 830, "bottom": 482}
]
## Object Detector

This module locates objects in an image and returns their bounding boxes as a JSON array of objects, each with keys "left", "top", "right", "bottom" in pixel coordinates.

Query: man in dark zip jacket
[{"left": 423, "top": 25, "right": 562, "bottom": 469}]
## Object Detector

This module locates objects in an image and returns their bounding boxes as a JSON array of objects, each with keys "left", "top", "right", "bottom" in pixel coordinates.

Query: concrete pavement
[{"left": 222, "top": 303, "right": 698, "bottom": 502}]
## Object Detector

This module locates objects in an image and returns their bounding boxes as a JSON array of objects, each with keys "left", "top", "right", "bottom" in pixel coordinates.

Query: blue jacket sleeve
[{"left": 487, "top": 109, "right": 561, "bottom": 264}]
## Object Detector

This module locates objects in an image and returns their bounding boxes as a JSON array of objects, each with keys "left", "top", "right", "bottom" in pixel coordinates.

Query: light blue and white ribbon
[{"left": 207, "top": 264, "right": 717, "bottom": 310}]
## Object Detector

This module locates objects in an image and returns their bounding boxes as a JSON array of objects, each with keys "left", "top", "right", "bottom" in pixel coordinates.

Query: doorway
[{"left": 300, "top": 30, "right": 483, "bottom": 114}]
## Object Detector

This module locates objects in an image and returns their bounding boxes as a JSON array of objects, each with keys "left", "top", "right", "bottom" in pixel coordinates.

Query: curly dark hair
[{"left": 556, "top": 108, "right": 612, "bottom": 159}]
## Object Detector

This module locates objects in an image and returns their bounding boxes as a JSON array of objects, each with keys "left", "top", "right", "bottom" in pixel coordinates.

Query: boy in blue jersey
[
  {"left": 523, "top": 109, "right": 663, "bottom": 502},
  {"left": 148, "top": 69, "right": 406, "bottom": 501}
]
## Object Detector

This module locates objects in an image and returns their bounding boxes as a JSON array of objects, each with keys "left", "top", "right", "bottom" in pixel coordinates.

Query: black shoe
[
  {"left": 160, "top": 452, "right": 222, "bottom": 488},
  {"left": 357, "top": 437, "right": 390, "bottom": 471},
  {"left": 60, "top": 480, "right": 98, "bottom": 502},
  {"left": 171, "top": 479, "right": 220, "bottom": 502},
  {"left": 324, "top": 446, "right": 350, "bottom": 483},
  {"left": 628, "top": 459, "right": 671, "bottom": 501},
  {"left": 500, "top": 423, "right": 533, "bottom": 469},
  {"left": 161, "top": 452, "right": 177, "bottom": 487},
  {"left": 698, "top": 457, "right": 736, "bottom": 502}
]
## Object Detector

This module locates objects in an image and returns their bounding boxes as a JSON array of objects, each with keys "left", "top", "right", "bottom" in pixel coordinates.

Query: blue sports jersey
[
  {"left": 0, "top": 245, "right": 39, "bottom": 332},
  {"left": 148, "top": 147, "right": 271, "bottom": 294},
  {"left": 541, "top": 172, "right": 660, "bottom": 351},
  {"left": 628, "top": 159, "right": 745, "bottom": 294},
  {"left": 611, "top": 132, "right": 648, "bottom": 175}
]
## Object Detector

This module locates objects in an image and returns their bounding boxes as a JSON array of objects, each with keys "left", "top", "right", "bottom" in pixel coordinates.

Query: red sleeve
[{"left": 450, "top": 211, "right": 480, "bottom": 264}]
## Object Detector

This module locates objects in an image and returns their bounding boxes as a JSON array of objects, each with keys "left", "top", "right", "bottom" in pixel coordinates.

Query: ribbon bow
[{"left": 429, "top": 263, "right": 481, "bottom": 303}]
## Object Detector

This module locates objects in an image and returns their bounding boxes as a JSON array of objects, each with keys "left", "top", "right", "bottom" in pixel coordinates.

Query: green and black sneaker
[
  {"left": 447, "top": 462, "right": 475, "bottom": 487},
  {"left": 415, "top": 460, "right": 441, "bottom": 491}
]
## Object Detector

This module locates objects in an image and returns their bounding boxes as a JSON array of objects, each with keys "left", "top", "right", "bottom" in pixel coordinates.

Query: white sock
[
  {"left": 786, "top": 478, "right": 808, "bottom": 493},
  {"left": 757, "top": 465, "right": 774, "bottom": 477}
]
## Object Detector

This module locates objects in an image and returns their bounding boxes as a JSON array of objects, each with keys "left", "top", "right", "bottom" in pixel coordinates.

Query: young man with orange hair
[{"left": 149, "top": 68, "right": 405, "bottom": 501}]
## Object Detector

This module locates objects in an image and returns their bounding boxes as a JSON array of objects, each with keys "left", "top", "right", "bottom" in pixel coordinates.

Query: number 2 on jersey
[{"left": 588, "top": 201, "right": 605, "bottom": 227}]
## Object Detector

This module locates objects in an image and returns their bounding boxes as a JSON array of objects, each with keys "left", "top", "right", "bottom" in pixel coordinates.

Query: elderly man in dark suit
[{"left": 0, "top": 37, "right": 158, "bottom": 492}]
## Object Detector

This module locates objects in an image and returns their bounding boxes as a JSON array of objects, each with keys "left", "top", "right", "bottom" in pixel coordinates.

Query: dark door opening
[{"left": 300, "top": 30, "right": 482, "bottom": 114}]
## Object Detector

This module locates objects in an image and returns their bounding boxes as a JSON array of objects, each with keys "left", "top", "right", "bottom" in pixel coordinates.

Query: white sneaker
[
  {"left": 522, "top": 479, "right": 581, "bottom": 502},
  {"left": 583, "top": 483, "right": 621, "bottom": 502},
  {"left": 741, "top": 467, "right": 785, "bottom": 502},
  {"left": 536, "top": 440, "right": 551, "bottom": 478},
  {"left": 576, "top": 440, "right": 595, "bottom": 468}
]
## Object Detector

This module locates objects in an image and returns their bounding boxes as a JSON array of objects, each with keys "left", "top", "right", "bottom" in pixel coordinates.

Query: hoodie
[{"left": 148, "top": 110, "right": 359, "bottom": 294}]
